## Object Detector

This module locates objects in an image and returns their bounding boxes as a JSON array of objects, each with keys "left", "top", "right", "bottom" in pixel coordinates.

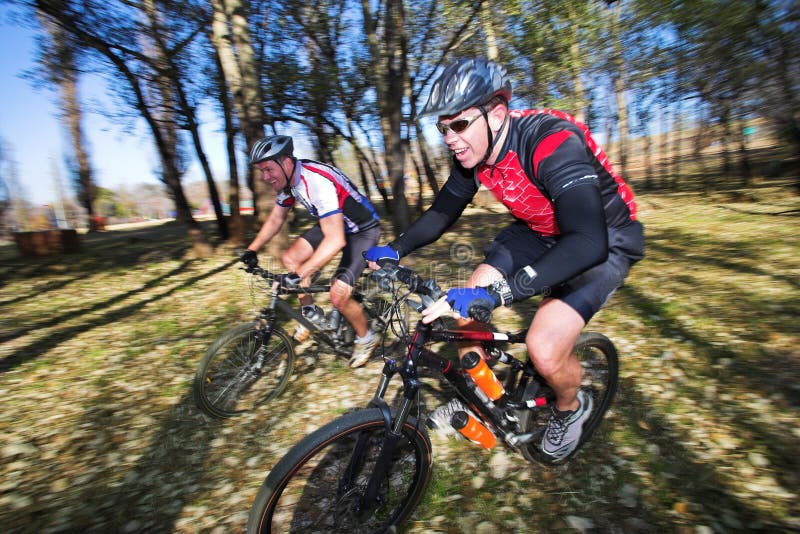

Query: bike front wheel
[
  {"left": 247, "top": 408, "right": 433, "bottom": 533},
  {"left": 518, "top": 331, "right": 619, "bottom": 465},
  {"left": 193, "top": 322, "right": 295, "bottom": 418}
]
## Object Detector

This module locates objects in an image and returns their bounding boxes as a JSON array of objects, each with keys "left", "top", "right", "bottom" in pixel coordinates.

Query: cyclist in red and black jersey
[
  {"left": 241, "top": 135, "right": 381, "bottom": 368},
  {"left": 366, "top": 58, "right": 644, "bottom": 460}
]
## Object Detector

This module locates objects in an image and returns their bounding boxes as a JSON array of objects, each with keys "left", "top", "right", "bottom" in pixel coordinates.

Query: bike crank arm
[{"left": 506, "top": 427, "right": 545, "bottom": 447}]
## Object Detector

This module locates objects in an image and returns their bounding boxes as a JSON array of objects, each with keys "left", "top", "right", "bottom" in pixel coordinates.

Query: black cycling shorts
[
  {"left": 484, "top": 220, "right": 644, "bottom": 323},
  {"left": 300, "top": 224, "right": 381, "bottom": 287}
]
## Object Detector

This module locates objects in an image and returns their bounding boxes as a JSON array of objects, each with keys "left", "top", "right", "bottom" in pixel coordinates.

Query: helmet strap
[
  {"left": 477, "top": 105, "right": 508, "bottom": 167},
  {"left": 281, "top": 157, "right": 297, "bottom": 194}
]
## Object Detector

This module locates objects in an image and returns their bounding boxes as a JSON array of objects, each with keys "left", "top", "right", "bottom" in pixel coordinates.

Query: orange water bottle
[
  {"left": 450, "top": 410, "right": 496, "bottom": 449},
  {"left": 461, "top": 351, "right": 505, "bottom": 401}
]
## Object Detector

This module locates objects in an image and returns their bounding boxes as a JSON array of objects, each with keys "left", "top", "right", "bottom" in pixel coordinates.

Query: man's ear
[{"left": 489, "top": 104, "right": 507, "bottom": 130}]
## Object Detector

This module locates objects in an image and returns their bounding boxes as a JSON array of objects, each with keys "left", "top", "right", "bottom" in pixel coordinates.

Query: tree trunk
[
  {"left": 356, "top": 159, "right": 373, "bottom": 204},
  {"left": 660, "top": 105, "right": 670, "bottom": 189},
  {"left": 410, "top": 154, "right": 424, "bottom": 214},
  {"left": 738, "top": 127, "right": 753, "bottom": 187},
  {"left": 720, "top": 104, "right": 733, "bottom": 179},
  {"left": 481, "top": 4, "right": 499, "bottom": 61},
  {"left": 366, "top": 150, "right": 392, "bottom": 213},
  {"left": 612, "top": 2, "right": 628, "bottom": 180},
  {"left": 569, "top": 40, "right": 587, "bottom": 123},
  {"left": 671, "top": 99, "right": 683, "bottom": 189},
  {"left": 644, "top": 123, "right": 653, "bottom": 190},
  {"left": 694, "top": 113, "right": 711, "bottom": 193},
  {"left": 227, "top": 0, "right": 270, "bottom": 223},
  {"left": 214, "top": 50, "right": 245, "bottom": 244},
  {"left": 413, "top": 117, "right": 440, "bottom": 198},
  {"left": 39, "top": 15, "right": 97, "bottom": 228},
  {"left": 62, "top": 65, "right": 97, "bottom": 228},
  {"left": 211, "top": 0, "right": 287, "bottom": 256},
  {"left": 775, "top": 32, "right": 800, "bottom": 193},
  {"left": 149, "top": 27, "right": 212, "bottom": 257},
  {"left": 361, "top": 0, "right": 410, "bottom": 236},
  {"left": 143, "top": 0, "right": 228, "bottom": 241}
]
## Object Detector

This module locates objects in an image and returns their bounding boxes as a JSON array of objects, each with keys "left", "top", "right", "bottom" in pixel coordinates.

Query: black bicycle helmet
[
  {"left": 249, "top": 135, "right": 294, "bottom": 164},
  {"left": 419, "top": 58, "right": 512, "bottom": 118}
]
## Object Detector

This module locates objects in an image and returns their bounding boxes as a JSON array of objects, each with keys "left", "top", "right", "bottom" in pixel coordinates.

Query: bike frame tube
[
  {"left": 263, "top": 276, "right": 376, "bottom": 356},
  {"left": 405, "top": 320, "right": 531, "bottom": 436},
  {"left": 355, "top": 320, "right": 530, "bottom": 514},
  {"left": 272, "top": 297, "right": 345, "bottom": 353},
  {"left": 427, "top": 328, "right": 528, "bottom": 344}
]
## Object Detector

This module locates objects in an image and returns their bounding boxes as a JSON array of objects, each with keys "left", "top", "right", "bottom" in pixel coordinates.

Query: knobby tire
[
  {"left": 518, "top": 331, "right": 619, "bottom": 465},
  {"left": 193, "top": 322, "right": 295, "bottom": 418},
  {"left": 247, "top": 408, "right": 433, "bottom": 533}
]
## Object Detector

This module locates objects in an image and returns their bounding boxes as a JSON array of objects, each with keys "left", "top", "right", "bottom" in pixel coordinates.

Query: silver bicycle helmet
[
  {"left": 249, "top": 135, "right": 294, "bottom": 164},
  {"left": 419, "top": 58, "right": 512, "bottom": 118}
]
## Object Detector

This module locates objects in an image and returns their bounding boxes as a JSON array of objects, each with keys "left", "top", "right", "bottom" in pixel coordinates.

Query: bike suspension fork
[{"left": 356, "top": 362, "right": 421, "bottom": 513}]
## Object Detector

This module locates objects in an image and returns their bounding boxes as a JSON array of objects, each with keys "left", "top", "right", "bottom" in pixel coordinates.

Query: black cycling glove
[{"left": 240, "top": 249, "right": 258, "bottom": 268}]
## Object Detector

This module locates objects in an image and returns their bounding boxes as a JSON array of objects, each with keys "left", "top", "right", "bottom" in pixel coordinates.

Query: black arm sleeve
[
  {"left": 507, "top": 183, "right": 608, "bottom": 301},
  {"left": 389, "top": 178, "right": 475, "bottom": 257}
]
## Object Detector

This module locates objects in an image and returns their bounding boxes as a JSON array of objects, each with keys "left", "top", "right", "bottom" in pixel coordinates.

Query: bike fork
[{"left": 352, "top": 362, "right": 420, "bottom": 515}]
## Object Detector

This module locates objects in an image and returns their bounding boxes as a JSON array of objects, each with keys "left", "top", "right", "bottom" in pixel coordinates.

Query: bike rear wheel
[
  {"left": 518, "top": 331, "right": 618, "bottom": 465},
  {"left": 193, "top": 322, "right": 295, "bottom": 418},
  {"left": 247, "top": 408, "right": 433, "bottom": 533}
]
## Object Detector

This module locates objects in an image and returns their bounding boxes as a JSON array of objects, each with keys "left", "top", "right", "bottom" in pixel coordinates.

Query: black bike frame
[
  {"left": 258, "top": 281, "right": 355, "bottom": 356},
  {"left": 356, "top": 320, "right": 544, "bottom": 511},
  {"left": 252, "top": 267, "right": 383, "bottom": 358}
]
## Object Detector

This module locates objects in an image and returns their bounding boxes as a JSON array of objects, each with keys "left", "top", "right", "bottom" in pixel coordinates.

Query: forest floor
[{"left": 0, "top": 184, "right": 798, "bottom": 533}]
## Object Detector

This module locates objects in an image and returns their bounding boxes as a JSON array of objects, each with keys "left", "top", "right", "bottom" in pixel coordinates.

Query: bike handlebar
[
  {"left": 374, "top": 260, "right": 494, "bottom": 323},
  {"left": 373, "top": 260, "right": 445, "bottom": 299},
  {"left": 242, "top": 265, "right": 330, "bottom": 293}
]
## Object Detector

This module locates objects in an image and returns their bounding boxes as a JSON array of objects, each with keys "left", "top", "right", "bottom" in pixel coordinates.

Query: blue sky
[{"left": 0, "top": 5, "right": 229, "bottom": 206}]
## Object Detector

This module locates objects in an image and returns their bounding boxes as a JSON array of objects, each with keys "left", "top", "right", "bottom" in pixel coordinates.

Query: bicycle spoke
[
  {"left": 249, "top": 411, "right": 431, "bottom": 533},
  {"left": 194, "top": 324, "right": 295, "bottom": 418}
]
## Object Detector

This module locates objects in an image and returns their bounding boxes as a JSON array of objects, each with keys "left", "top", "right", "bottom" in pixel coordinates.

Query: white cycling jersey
[{"left": 276, "top": 159, "right": 379, "bottom": 234}]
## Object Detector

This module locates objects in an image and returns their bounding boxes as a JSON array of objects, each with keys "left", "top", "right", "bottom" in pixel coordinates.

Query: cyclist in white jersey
[{"left": 240, "top": 135, "right": 381, "bottom": 367}]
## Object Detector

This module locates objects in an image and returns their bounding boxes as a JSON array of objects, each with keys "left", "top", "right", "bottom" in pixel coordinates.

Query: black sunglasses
[{"left": 435, "top": 114, "right": 482, "bottom": 135}]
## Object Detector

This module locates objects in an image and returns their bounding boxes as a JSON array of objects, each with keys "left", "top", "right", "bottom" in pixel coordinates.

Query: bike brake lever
[
  {"left": 370, "top": 267, "right": 396, "bottom": 291},
  {"left": 420, "top": 294, "right": 437, "bottom": 309},
  {"left": 406, "top": 298, "right": 425, "bottom": 312},
  {"left": 419, "top": 278, "right": 443, "bottom": 300}
]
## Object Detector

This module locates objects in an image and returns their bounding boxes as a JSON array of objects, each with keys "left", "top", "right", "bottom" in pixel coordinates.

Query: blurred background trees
[{"left": 3, "top": 0, "right": 797, "bottom": 246}]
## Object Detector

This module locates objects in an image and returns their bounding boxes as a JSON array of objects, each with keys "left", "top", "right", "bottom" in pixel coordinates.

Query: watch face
[{"left": 490, "top": 279, "right": 512, "bottom": 305}]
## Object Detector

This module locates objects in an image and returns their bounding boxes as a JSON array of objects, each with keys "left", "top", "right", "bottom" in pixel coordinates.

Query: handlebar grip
[
  {"left": 375, "top": 258, "right": 400, "bottom": 268},
  {"left": 468, "top": 304, "right": 493, "bottom": 324}
]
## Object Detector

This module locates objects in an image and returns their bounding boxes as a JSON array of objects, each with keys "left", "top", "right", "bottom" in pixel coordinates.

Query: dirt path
[{"left": 1, "top": 191, "right": 798, "bottom": 532}]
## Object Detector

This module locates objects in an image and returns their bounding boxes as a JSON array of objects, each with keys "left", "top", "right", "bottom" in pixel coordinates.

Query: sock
[{"left": 356, "top": 329, "right": 375, "bottom": 344}]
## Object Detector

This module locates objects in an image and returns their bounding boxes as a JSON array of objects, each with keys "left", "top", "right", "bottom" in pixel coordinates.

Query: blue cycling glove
[
  {"left": 446, "top": 287, "right": 499, "bottom": 323},
  {"left": 364, "top": 245, "right": 400, "bottom": 265}
]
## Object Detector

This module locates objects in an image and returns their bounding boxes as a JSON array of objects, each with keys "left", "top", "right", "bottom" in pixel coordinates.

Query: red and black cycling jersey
[
  {"left": 437, "top": 109, "right": 636, "bottom": 235},
  {"left": 391, "top": 109, "right": 640, "bottom": 301}
]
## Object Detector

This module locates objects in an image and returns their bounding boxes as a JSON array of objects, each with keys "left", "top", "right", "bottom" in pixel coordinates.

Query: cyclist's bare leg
[
  {"left": 330, "top": 279, "right": 368, "bottom": 337},
  {"left": 525, "top": 298, "right": 585, "bottom": 411},
  {"left": 456, "top": 263, "right": 506, "bottom": 360},
  {"left": 281, "top": 238, "right": 314, "bottom": 307}
]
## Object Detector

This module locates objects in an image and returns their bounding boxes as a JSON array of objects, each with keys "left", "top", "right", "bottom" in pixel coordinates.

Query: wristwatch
[{"left": 488, "top": 278, "right": 513, "bottom": 307}]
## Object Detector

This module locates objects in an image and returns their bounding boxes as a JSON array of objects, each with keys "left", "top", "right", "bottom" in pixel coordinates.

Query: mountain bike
[
  {"left": 193, "top": 264, "right": 409, "bottom": 419},
  {"left": 246, "top": 262, "right": 619, "bottom": 533}
]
